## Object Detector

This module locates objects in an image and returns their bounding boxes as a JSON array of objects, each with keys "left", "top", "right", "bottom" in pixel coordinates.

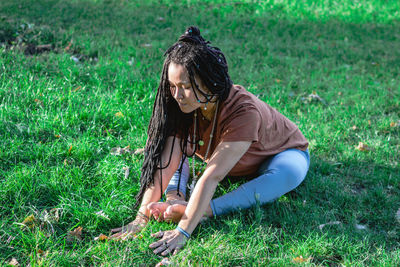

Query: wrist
[
  {"left": 136, "top": 210, "right": 149, "bottom": 223},
  {"left": 176, "top": 226, "right": 191, "bottom": 239}
]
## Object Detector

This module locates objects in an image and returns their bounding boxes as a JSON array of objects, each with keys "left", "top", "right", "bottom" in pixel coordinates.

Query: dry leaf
[
  {"left": 318, "top": 221, "right": 341, "bottom": 230},
  {"left": 94, "top": 234, "right": 108, "bottom": 241},
  {"left": 390, "top": 121, "right": 400, "bottom": 127},
  {"left": 110, "top": 147, "right": 123, "bottom": 155},
  {"left": 34, "top": 98, "right": 44, "bottom": 107},
  {"left": 49, "top": 208, "right": 60, "bottom": 222},
  {"left": 293, "top": 256, "right": 312, "bottom": 263},
  {"left": 301, "top": 91, "right": 327, "bottom": 105},
  {"left": 68, "top": 145, "right": 73, "bottom": 155},
  {"left": 155, "top": 257, "right": 172, "bottom": 266},
  {"left": 64, "top": 41, "right": 72, "bottom": 52},
  {"left": 355, "top": 142, "right": 372, "bottom": 151},
  {"left": 123, "top": 166, "right": 130, "bottom": 179},
  {"left": 8, "top": 258, "right": 19, "bottom": 266},
  {"left": 134, "top": 148, "right": 145, "bottom": 155},
  {"left": 95, "top": 210, "right": 110, "bottom": 220},
  {"left": 73, "top": 86, "right": 81, "bottom": 92},
  {"left": 115, "top": 111, "right": 124, "bottom": 118},
  {"left": 111, "top": 146, "right": 144, "bottom": 156},
  {"left": 21, "top": 215, "right": 37, "bottom": 229},
  {"left": 355, "top": 224, "right": 367, "bottom": 230},
  {"left": 368, "top": 120, "right": 371, "bottom": 126},
  {"left": 55, "top": 134, "right": 61, "bottom": 138},
  {"left": 71, "top": 56, "right": 79, "bottom": 63},
  {"left": 68, "top": 226, "right": 83, "bottom": 241}
]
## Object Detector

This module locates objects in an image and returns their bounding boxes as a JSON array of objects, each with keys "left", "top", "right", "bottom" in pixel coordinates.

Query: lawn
[{"left": 0, "top": 0, "right": 399, "bottom": 265}]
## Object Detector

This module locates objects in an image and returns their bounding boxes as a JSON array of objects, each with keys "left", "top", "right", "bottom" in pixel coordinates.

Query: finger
[
  {"left": 152, "top": 244, "right": 168, "bottom": 254},
  {"left": 109, "top": 232, "right": 124, "bottom": 240},
  {"left": 173, "top": 248, "right": 180, "bottom": 256},
  {"left": 121, "top": 232, "right": 135, "bottom": 240},
  {"left": 110, "top": 227, "right": 123, "bottom": 233},
  {"left": 149, "top": 239, "right": 165, "bottom": 249},
  {"left": 151, "top": 231, "right": 164, "bottom": 238},
  {"left": 161, "top": 246, "right": 172, "bottom": 256}
]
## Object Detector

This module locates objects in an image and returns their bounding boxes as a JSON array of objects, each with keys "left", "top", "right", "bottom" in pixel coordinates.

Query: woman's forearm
[{"left": 177, "top": 175, "right": 219, "bottom": 234}]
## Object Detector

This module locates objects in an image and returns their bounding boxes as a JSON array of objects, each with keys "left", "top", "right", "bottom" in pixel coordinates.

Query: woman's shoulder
[{"left": 221, "top": 84, "right": 271, "bottom": 114}]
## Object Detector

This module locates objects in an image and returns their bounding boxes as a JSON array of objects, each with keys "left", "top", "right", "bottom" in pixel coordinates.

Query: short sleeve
[{"left": 220, "top": 107, "right": 261, "bottom": 143}]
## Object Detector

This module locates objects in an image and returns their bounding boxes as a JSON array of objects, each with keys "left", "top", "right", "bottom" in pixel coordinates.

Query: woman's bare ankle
[{"left": 166, "top": 190, "right": 185, "bottom": 202}]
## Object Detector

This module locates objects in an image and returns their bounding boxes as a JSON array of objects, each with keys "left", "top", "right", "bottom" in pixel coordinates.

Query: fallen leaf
[
  {"left": 8, "top": 258, "right": 19, "bottom": 266},
  {"left": 94, "top": 234, "right": 108, "bottom": 241},
  {"left": 55, "top": 134, "right": 61, "bottom": 138},
  {"left": 123, "top": 166, "right": 130, "bottom": 179},
  {"left": 68, "top": 145, "right": 73, "bottom": 155},
  {"left": 21, "top": 215, "right": 37, "bottom": 229},
  {"left": 134, "top": 148, "right": 145, "bottom": 155},
  {"left": 355, "top": 142, "right": 372, "bottom": 151},
  {"left": 301, "top": 91, "right": 327, "bottom": 105},
  {"left": 318, "top": 221, "right": 341, "bottom": 230},
  {"left": 390, "top": 121, "right": 400, "bottom": 127},
  {"left": 110, "top": 147, "right": 123, "bottom": 155},
  {"left": 73, "top": 86, "right": 81, "bottom": 92},
  {"left": 115, "top": 111, "right": 124, "bottom": 118},
  {"left": 71, "top": 55, "right": 80, "bottom": 63},
  {"left": 64, "top": 41, "right": 72, "bottom": 52},
  {"left": 38, "top": 249, "right": 44, "bottom": 255},
  {"left": 155, "top": 257, "right": 172, "bottom": 266},
  {"left": 292, "top": 256, "right": 312, "bottom": 263},
  {"left": 95, "top": 210, "right": 110, "bottom": 220},
  {"left": 49, "top": 208, "right": 60, "bottom": 222},
  {"left": 355, "top": 224, "right": 367, "bottom": 230},
  {"left": 68, "top": 226, "right": 83, "bottom": 241},
  {"left": 34, "top": 98, "right": 44, "bottom": 107},
  {"left": 368, "top": 120, "right": 371, "bottom": 126}
]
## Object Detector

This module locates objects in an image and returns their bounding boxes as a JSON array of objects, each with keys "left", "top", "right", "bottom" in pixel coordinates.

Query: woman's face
[{"left": 168, "top": 62, "right": 209, "bottom": 113}]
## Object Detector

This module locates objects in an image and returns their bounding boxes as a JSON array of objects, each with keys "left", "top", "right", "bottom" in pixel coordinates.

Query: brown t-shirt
[{"left": 195, "top": 84, "right": 308, "bottom": 176}]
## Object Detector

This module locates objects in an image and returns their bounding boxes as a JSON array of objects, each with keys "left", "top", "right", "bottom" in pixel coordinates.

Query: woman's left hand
[{"left": 149, "top": 229, "right": 188, "bottom": 256}]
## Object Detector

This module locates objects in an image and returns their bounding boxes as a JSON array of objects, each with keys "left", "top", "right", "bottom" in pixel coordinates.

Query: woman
[{"left": 110, "top": 26, "right": 310, "bottom": 256}]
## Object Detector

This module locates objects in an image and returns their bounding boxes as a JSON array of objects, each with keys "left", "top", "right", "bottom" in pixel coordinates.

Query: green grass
[{"left": 1, "top": 0, "right": 399, "bottom": 265}]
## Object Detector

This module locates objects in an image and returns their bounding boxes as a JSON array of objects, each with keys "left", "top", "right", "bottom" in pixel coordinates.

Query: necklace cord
[{"left": 191, "top": 101, "right": 219, "bottom": 193}]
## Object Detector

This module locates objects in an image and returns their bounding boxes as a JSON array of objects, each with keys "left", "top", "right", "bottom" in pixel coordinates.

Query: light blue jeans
[{"left": 166, "top": 148, "right": 310, "bottom": 216}]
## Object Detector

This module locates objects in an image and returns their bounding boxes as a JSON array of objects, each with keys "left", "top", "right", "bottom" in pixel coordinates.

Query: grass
[{"left": 1, "top": 0, "right": 399, "bottom": 265}]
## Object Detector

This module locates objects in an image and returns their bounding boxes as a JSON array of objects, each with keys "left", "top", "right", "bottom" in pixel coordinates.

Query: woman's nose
[{"left": 173, "top": 87, "right": 184, "bottom": 99}]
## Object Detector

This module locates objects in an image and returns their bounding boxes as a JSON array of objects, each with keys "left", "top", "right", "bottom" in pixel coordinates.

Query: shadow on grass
[{"left": 1, "top": 0, "right": 399, "bottom": 265}]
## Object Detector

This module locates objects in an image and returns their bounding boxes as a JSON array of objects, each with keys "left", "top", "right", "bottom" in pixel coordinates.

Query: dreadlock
[{"left": 134, "top": 26, "right": 233, "bottom": 208}]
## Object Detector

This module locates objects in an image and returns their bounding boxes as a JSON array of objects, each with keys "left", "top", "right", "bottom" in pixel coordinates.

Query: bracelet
[
  {"left": 176, "top": 226, "right": 190, "bottom": 239},
  {"left": 137, "top": 211, "right": 149, "bottom": 222}
]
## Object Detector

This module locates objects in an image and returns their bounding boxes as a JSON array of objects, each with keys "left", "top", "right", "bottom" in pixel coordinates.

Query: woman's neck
[{"left": 199, "top": 101, "right": 217, "bottom": 121}]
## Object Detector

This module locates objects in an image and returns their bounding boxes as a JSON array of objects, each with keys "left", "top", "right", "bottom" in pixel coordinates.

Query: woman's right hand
[{"left": 109, "top": 214, "right": 148, "bottom": 240}]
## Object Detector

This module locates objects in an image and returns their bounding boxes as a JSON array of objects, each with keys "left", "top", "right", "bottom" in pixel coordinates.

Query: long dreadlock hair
[{"left": 135, "top": 26, "right": 233, "bottom": 207}]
